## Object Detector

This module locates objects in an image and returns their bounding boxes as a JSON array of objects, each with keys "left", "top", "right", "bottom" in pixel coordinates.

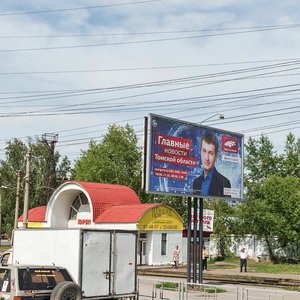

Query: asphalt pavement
[
  {"left": 138, "top": 262, "right": 300, "bottom": 288},
  {"left": 138, "top": 275, "right": 300, "bottom": 300}
]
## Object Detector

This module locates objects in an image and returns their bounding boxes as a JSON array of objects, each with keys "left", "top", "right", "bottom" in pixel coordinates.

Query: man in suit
[{"left": 193, "top": 131, "right": 231, "bottom": 197}]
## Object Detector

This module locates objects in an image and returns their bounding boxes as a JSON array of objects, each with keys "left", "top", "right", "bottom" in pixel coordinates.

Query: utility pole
[
  {"left": 14, "top": 170, "right": 21, "bottom": 230},
  {"left": 42, "top": 133, "right": 58, "bottom": 204},
  {"left": 23, "top": 150, "right": 31, "bottom": 229},
  {"left": 0, "top": 191, "right": 2, "bottom": 247}
]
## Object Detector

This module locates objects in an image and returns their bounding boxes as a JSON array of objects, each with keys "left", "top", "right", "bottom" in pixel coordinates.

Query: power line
[
  {"left": 248, "top": 124, "right": 300, "bottom": 138},
  {"left": 1, "top": 26, "right": 300, "bottom": 53},
  {"left": 0, "top": 24, "right": 299, "bottom": 39},
  {"left": 55, "top": 113, "right": 300, "bottom": 148},
  {"left": 2, "top": 58, "right": 300, "bottom": 76},
  {"left": 1, "top": 59, "right": 300, "bottom": 108},
  {"left": 240, "top": 120, "right": 300, "bottom": 134},
  {"left": 0, "top": 108, "right": 299, "bottom": 154},
  {"left": 0, "top": 1, "right": 160, "bottom": 16}
]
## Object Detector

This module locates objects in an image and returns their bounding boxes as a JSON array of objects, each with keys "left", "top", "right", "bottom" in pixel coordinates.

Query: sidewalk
[{"left": 138, "top": 263, "right": 300, "bottom": 287}]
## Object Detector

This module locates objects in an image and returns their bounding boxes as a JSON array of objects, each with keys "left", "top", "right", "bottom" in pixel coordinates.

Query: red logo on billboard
[{"left": 222, "top": 136, "right": 238, "bottom": 153}]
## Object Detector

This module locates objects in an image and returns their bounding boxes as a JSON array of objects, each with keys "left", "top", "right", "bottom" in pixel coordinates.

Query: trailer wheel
[{"left": 51, "top": 281, "right": 81, "bottom": 300}]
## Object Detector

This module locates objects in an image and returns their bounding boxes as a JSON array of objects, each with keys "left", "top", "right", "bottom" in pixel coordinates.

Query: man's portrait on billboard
[{"left": 193, "top": 131, "right": 231, "bottom": 197}]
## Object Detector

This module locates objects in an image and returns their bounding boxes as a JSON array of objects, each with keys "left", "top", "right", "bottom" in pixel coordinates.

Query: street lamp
[{"left": 200, "top": 113, "right": 224, "bottom": 125}]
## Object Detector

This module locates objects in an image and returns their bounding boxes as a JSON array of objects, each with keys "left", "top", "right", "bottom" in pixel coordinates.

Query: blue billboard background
[{"left": 145, "top": 114, "right": 243, "bottom": 200}]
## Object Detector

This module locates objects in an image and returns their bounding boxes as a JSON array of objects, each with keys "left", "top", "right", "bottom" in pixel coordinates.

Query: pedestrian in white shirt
[{"left": 240, "top": 247, "right": 248, "bottom": 272}]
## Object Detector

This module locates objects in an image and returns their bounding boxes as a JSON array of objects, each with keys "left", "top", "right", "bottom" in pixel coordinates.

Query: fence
[{"left": 137, "top": 277, "right": 300, "bottom": 300}]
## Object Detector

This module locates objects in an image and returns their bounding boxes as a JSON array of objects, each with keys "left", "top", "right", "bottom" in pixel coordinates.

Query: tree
[
  {"left": 72, "top": 124, "right": 142, "bottom": 193},
  {"left": 237, "top": 133, "right": 300, "bottom": 261},
  {"left": 278, "top": 133, "right": 300, "bottom": 178},
  {"left": 207, "top": 199, "right": 236, "bottom": 257},
  {"left": 238, "top": 176, "right": 300, "bottom": 261},
  {"left": 72, "top": 124, "right": 192, "bottom": 220},
  {"left": 0, "top": 137, "right": 71, "bottom": 235},
  {"left": 244, "top": 135, "right": 279, "bottom": 182}
]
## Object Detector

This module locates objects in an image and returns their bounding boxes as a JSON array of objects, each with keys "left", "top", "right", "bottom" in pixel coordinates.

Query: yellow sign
[
  {"left": 28, "top": 222, "right": 44, "bottom": 228},
  {"left": 137, "top": 205, "right": 183, "bottom": 231}
]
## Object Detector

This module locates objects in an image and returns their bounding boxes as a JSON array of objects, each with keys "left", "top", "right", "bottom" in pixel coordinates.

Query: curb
[{"left": 138, "top": 268, "right": 300, "bottom": 288}]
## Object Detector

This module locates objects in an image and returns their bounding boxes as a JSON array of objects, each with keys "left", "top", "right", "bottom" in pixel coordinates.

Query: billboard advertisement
[
  {"left": 191, "top": 209, "right": 214, "bottom": 232},
  {"left": 144, "top": 114, "right": 243, "bottom": 200}
]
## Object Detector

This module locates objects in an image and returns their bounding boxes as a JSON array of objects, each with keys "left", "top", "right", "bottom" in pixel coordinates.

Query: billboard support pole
[
  {"left": 187, "top": 197, "right": 192, "bottom": 283},
  {"left": 199, "top": 197, "right": 204, "bottom": 283},
  {"left": 193, "top": 197, "right": 198, "bottom": 283}
]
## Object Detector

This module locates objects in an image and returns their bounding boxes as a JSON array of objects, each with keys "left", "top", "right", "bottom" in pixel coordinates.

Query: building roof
[
  {"left": 73, "top": 181, "right": 141, "bottom": 220},
  {"left": 18, "top": 206, "right": 47, "bottom": 222},
  {"left": 19, "top": 182, "right": 142, "bottom": 223},
  {"left": 95, "top": 203, "right": 160, "bottom": 223}
]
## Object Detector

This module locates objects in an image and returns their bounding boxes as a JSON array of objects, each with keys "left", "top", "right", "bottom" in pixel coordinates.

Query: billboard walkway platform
[{"left": 138, "top": 264, "right": 300, "bottom": 288}]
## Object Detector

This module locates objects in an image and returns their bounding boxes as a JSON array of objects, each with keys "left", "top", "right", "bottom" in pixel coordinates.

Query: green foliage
[
  {"left": 0, "top": 137, "right": 71, "bottom": 236},
  {"left": 278, "top": 133, "right": 300, "bottom": 178},
  {"left": 203, "top": 287, "right": 226, "bottom": 293},
  {"left": 244, "top": 135, "right": 280, "bottom": 183},
  {"left": 72, "top": 124, "right": 142, "bottom": 193},
  {"left": 155, "top": 282, "right": 178, "bottom": 290},
  {"left": 72, "top": 124, "right": 189, "bottom": 219},
  {"left": 249, "top": 261, "right": 300, "bottom": 274},
  {"left": 241, "top": 176, "right": 300, "bottom": 259},
  {"left": 237, "top": 133, "right": 300, "bottom": 261},
  {"left": 207, "top": 200, "right": 236, "bottom": 257}
]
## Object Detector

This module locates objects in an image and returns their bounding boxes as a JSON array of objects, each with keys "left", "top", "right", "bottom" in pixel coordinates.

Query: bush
[{"left": 155, "top": 282, "right": 178, "bottom": 290}]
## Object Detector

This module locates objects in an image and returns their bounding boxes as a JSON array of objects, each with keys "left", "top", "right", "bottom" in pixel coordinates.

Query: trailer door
[
  {"left": 81, "top": 231, "right": 111, "bottom": 297},
  {"left": 113, "top": 232, "right": 137, "bottom": 295}
]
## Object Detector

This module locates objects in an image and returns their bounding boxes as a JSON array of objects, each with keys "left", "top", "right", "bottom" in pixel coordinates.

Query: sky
[{"left": 0, "top": 0, "right": 299, "bottom": 164}]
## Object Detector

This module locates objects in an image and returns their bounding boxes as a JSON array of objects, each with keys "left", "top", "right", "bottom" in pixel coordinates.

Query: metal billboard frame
[{"left": 143, "top": 113, "right": 244, "bottom": 201}]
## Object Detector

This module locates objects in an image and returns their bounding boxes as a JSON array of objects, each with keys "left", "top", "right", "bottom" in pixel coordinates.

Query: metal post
[
  {"left": 193, "top": 198, "right": 198, "bottom": 283},
  {"left": 199, "top": 198, "right": 204, "bottom": 283},
  {"left": 14, "top": 170, "right": 21, "bottom": 230},
  {"left": 187, "top": 197, "right": 192, "bottom": 283},
  {"left": 23, "top": 150, "right": 31, "bottom": 229},
  {"left": 0, "top": 192, "right": 2, "bottom": 247}
]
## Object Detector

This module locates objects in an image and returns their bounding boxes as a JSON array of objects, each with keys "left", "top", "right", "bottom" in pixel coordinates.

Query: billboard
[
  {"left": 191, "top": 209, "right": 215, "bottom": 232},
  {"left": 144, "top": 114, "right": 243, "bottom": 200}
]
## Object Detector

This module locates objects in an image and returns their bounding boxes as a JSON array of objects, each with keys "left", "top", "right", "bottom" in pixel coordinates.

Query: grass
[
  {"left": 155, "top": 282, "right": 178, "bottom": 290},
  {"left": 204, "top": 287, "right": 226, "bottom": 293},
  {"left": 155, "top": 282, "right": 226, "bottom": 294},
  {"left": 249, "top": 262, "right": 300, "bottom": 274},
  {"left": 285, "top": 286, "right": 300, "bottom": 292},
  {"left": 209, "top": 257, "right": 300, "bottom": 274},
  {"left": 0, "top": 245, "right": 11, "bottom": 252}
]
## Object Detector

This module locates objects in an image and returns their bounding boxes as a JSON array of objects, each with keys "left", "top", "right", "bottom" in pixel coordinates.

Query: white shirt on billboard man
[{"left": 193, "top": 131, "right": 231, "bottom": 197}]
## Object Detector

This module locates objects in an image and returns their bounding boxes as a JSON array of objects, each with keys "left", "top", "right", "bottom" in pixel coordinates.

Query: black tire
[{"left": 50, "top": 281, "right": 81, "bottom": 300}]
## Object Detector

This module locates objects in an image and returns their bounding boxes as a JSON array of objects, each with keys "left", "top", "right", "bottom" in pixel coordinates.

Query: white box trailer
[{"left": 12, "top": 228, "right": 138, "bottom": 299}]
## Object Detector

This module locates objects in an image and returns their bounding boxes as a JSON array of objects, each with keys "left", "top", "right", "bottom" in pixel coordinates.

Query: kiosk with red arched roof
[{"left": 19, "top": 181, "right": 183, "bottom": 265}]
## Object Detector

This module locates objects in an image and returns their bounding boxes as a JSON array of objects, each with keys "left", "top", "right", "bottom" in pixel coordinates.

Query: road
[{"left": 138, "top": 275, "right": 300, "bottom": 300}]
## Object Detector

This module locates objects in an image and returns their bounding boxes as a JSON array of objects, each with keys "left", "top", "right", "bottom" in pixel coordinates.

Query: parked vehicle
[
  {"left": 0, "top": 249, "right": 12, "bottom": 266},
  {"left": 12, "top": 228, "right": 138, "bottom": 300},
  {"left": 0, "top": 264, "right": 81, "bottom": 299}
]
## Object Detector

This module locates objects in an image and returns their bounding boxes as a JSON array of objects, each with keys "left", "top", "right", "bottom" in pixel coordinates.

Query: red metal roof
[
  {"left": 18, "top": 206, "right": 47, "bottom": 222},
  {"left": 95, "top": 203, "right": 160, "bottom": 223},
  {"left": 73, "top": 181, "right": 141, "bottom": 221},
  {"left": 19, "top": 182, "right": 143, "bottom": 223}
]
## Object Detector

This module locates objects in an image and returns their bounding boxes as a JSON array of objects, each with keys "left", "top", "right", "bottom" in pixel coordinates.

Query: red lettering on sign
[{"left": 77, "top": 219, "right": 91, "bottom": 225}]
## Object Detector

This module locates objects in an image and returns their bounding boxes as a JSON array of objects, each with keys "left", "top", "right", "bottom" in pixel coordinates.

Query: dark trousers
[
  {"left": 240, "top": 258, "right": 247, "bottom": 272},
  {"left": 202, "top": 258, "right": 207, "bottom": 270}
]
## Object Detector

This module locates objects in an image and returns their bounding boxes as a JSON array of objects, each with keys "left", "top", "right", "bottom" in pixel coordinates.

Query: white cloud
[{"left": 0, "top": 0, "right": 299, "bottom": 160}]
